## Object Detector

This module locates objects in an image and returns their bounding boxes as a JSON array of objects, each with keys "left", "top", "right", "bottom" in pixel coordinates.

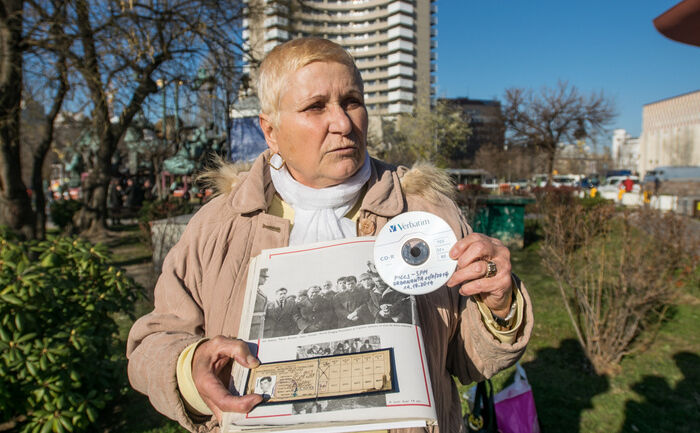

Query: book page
[{"left": 225, "top": 238, "right": 436, "bottom": 431}]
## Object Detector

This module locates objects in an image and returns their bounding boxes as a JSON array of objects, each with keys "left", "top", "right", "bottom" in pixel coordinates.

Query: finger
[
  {"left": 203, "top": 392, "right": 264, "bottom": 423},
  {"left": 209, "top": 336, "right": 260, "bottom": 369},
  {"left": 449, "top": 233, "right": 487, "bottom": 259},
  {"left": 450, "top": 237, "right": 497, "bottom": 269},
  {"left": 195, "top": 362, "right": 263, "bottom": 414},
  {"left": 210, "top": 392, "right": 264, "bottom": 415},
  {"left": 450, "top": 233, "right": 504, "bottom": 258},
  {"left": 450, "top": 247, "right": 512, "bottom": 294},
  {"left": 457, "top": 270, "right": 511, "bottom": 297},
  {"left": 446, "top": 259, "right": 491, "bottom": 288},
  {"left": 447, "top": 243, "right": 508, "bottom": 289}
]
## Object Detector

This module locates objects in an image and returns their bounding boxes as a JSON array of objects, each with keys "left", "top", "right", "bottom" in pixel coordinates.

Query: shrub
[
  {"left": 531, "top": 186, "right": 580, "bottom": 207},
  {"left": 49, "top": 200, "right": 82, "bottom": 231},
  {"left": 523, "top": 217, "right": 543, "bottom": 246},
  {"left": 579, "top": 194, "right": 612, "bottom": 209},
  {"left": 455, "top": 185, "right": 489, "bottom": 222},
  {"left": 0, "top": 227, "right": 138, "bottom": 432},
  {"left": 538, "top": 203, "right": 697, "bottom": 375}
]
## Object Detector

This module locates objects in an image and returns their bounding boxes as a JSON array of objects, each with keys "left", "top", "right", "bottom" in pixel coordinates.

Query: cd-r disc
[{"left": 373, "top": 211, "right": 458, "bottom": 295}]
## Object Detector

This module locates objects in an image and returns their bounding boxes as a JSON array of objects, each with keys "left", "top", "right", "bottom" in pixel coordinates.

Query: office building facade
[
  {"left": 242, "top": 0, "right": 437, "bottom": 122},
  {"left": 639, "top": 90, "right": 700, "bottom": 176},
  {"left": 443, "top": 98, "right": 505, "bottom": 160},
  {"left": 611, "top": 129, "right": 640, "bottom": 172}
]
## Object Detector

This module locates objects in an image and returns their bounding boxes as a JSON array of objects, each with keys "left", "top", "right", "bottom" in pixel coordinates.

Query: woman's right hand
[{"left": 191, "top": 336, "right": 263, "bottom": 421}]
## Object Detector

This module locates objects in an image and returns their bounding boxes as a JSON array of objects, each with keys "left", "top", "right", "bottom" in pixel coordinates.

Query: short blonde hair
[{"left": 257, "top": 38, "right": 363, "bottom": 123}]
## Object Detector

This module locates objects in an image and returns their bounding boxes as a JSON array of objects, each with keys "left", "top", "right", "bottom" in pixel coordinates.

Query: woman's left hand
[{"left": 446, "top": 233, "right": 513, "bottom": 317}]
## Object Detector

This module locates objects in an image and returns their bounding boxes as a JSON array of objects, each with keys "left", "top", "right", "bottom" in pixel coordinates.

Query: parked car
[
  {"left": 551, "top": 174, "right": 583, "bottom": 188},
  {"left": 531, "top": 174, "right": 548, "bottom": 187},
  {"left": 481, "top": 178, "right": 500, "bottom": 190},
  {"left": 598, "top": 175, "right": 641, "bottom": 193},
  {"left": 579, "top": 175, "right": 600, "bottom": 189},
  {"left": 510, "top": 179, "right": 530, "bottom": 190}
]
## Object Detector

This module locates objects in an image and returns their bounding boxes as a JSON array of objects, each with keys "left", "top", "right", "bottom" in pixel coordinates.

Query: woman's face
[{"left": 260, "top": 61, "right": 368, "bottom": 189}]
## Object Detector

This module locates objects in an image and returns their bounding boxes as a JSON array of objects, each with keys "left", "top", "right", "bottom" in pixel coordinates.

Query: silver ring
[{"left": 485, "top": 260, "right": 497, "bottom": 278}]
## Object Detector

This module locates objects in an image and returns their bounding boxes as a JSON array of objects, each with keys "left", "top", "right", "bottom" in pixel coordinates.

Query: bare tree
[
  {"left": 471, "top": 142, "right": 547, "bottom": 181},
  {"left": 370, "top": 100, "right": 471, "bottom": 167},
  {"left": 0, "top": 0, "right": 35, "bottom": 238},
  {"left": 24, "top": 0, "right": 248, "bottom": 235},
  {"left": 1, "top": 0, "right": 71, "bottom": 239},
  {"left": 502, "top": 81, "right": 615, "bottom": 185},
  {"left": 23, "top": 0, "right": 70, "bottom": 239}
]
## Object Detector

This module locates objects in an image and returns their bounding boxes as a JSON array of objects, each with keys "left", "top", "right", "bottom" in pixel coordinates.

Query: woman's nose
[{"left": 327, "top": 105, "right": 352, "bottom": 135}]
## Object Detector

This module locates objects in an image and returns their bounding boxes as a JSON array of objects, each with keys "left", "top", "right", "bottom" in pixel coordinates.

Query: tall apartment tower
[{"left": 242, "top": 0, "right": 437, "bottom": 125}]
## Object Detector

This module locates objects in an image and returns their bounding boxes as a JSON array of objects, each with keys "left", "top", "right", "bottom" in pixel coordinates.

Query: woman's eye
[
  {"left": 344, "top": 98, "right": 363, "bottom": 109},
  {"left": 305, "top": 102, "right": 324, "bottom": 111}
]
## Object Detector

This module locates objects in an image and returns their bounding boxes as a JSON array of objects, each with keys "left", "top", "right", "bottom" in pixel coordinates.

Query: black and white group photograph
[
  {"left": 295, "top": 336, "right": 381, "bottom": 359},
  {"left": 292, "top": 394, "right": 387, "bottom": 415},
  {"left": 253, "top": 245, "right": 416, "bottom": 339}
]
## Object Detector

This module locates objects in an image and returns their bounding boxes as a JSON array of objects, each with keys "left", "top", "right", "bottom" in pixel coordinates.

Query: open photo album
[{"left": 222, "top": 238, "right": 438, "bottom": 433}]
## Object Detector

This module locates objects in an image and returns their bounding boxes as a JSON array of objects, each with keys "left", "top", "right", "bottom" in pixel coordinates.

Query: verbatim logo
[{"left": 388, "top": 218, "right": 431, "bottom": 232}]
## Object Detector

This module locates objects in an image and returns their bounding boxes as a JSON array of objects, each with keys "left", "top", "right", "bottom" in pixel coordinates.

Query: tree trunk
[
  {"left": 32, "top": 1, "right": 69, "bottom": 239},
  {"left": 31, "top": 155, "right": 47, "bottom": 239},
  {"left": 546, "top": 145, "right": 556, "bottom": 186},
  {"left": 74, "top": 135, "right": 113, "bottom": 235},
  {"left": 72, "top": 0, "right": 160, "bottom": 234},
  {"left": 0, "top": 0, "right": 35, "bottom": 239},
  {"left": 72, "top": 0, "right": 115, "bottom": 235}
]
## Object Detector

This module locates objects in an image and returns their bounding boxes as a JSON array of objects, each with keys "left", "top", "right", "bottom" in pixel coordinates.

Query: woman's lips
[{"left": 329, "top": 146, "right": 357, "bottom": 154}]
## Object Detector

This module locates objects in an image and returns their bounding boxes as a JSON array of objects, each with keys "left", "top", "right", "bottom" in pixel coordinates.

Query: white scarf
[{"left": 269, "top": 152, "right": 371, "bottom": 245}]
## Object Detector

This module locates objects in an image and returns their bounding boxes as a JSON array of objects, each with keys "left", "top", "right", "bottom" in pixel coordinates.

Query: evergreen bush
[
  {"left": 48, "top": 200, "right": 82, "bottom": 231},
  {"left": 0, "top": 227, "right": 138, "bottom": 432}
]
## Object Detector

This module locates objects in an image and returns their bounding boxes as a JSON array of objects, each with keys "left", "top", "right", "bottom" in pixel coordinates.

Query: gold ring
[{"left": 485, "top": 260, "right": 497, "bottom": 278}]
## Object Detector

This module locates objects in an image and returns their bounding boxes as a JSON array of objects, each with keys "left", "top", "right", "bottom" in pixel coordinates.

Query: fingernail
[{"left": 247, "top": 355, "right": 260, "bottom": 367}]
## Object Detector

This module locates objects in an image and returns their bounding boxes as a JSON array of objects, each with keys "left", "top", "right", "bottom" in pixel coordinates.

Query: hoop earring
[{"left": 268, "top": 152, "right": 286, "bottom": 171}]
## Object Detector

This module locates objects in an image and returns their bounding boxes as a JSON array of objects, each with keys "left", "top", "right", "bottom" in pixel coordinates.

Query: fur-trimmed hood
[{"left": 198, "top": 151, "right": 455, "bottom": 205}]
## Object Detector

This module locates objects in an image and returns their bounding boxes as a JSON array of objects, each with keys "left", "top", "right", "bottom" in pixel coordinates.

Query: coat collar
[
  {"left": 361, "top": 158, "right": 406, "bottom": 218},
  {"left": 227, "top": 150, "right": 405, "bottom": 217},
  {"left": 228, "top": 150, "right": 275, "bottom": 214}
]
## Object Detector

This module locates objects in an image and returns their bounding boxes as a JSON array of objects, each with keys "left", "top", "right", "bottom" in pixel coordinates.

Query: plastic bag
[{"left": 493, "top": 363, "right": 540, "bottom": 433}]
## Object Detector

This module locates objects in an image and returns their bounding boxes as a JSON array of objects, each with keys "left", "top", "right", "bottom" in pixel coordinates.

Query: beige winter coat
[{"left": 126, "top": 150, "right": 534, "bottom": 433}]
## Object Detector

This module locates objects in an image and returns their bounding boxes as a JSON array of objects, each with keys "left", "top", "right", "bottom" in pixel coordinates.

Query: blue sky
[{"left": 436, "top": 0, "right": 700, "bottom": 141}]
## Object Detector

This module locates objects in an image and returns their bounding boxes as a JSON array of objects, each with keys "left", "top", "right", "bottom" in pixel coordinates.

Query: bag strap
[{"left": 465, "top": 380, "right": 498, "bottom": 433}]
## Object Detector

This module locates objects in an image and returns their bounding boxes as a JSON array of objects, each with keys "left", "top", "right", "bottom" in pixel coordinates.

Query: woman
[{"left": 127, "top": 38, "right": 533, "bottom": 432}]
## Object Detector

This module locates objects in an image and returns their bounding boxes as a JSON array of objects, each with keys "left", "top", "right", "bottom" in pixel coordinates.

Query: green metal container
[{"left": 471, "top": 196, "right": 535, "bottom": 249}]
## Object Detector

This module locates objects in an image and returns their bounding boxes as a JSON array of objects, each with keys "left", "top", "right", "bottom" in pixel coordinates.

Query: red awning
[{"left": 653, "top": 0, "right": 700, "bottom": 47}]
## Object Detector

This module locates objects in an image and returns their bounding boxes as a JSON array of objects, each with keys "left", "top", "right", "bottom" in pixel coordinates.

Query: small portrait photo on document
[{"left": 254, "top": 375, "right": 276, "bottom": 397}]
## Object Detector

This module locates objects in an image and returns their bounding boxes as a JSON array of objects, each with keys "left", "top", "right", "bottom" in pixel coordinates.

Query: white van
[{"left": 643, "top": 166, "right": 700, "bottom": 183}]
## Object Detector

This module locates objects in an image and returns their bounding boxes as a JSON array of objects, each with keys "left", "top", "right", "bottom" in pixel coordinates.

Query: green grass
[
  {"left": 457, "top": 240, "right": 700, "bottom": 433},
  {"left": 109, "top": 223, "right": 699, "bottom": 433},
  {"left": 103, "top": 224, "right": 153, "bottom": 266}
]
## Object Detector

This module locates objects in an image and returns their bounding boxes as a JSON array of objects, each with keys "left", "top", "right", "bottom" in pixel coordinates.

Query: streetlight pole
[
  {"left": 156, "top": 77, "right": 167, "bottom": 198},
  {"left": 174, "top": 80, "right": 181, "bottom": 152}
]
